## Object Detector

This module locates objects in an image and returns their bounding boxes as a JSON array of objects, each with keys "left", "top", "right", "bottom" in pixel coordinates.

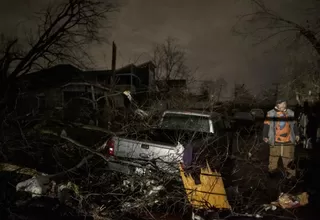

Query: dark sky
[
  {"left": 0, "top": 0, "right": 314, "bottom": 97},
  {"left": 101, "top": 0, "right": 283, "bottom": 95}
]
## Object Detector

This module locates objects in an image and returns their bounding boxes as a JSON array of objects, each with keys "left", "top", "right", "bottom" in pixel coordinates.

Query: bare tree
[
  {"left": 234, "top": 83, "right": 255, "bottom": 105},
  {"left": 200, "top": 78, "right": 227, "bottom": 102},
  {"left": 258, "top": 87, "right": 277, "bottom": 105},
  {"left": 0, "top": 0, "right": 118, "bottom": 113},
  {"left": 234, "top": 0, "right": 320, "bottom": 56},
  {"left": 151, "top": 36, "right": 190, "bottom": 81}
]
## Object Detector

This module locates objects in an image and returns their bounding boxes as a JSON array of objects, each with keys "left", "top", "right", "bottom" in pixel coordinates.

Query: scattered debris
[
  {"left": 16, "top": 175, "right": 50, "bottom": 198},
  {"left": 0, "top": 162, "right": 82, "bottom": 202},
  {"left": 263, "top": 204, "right": 277, "bottom": 211},
  {"left": 271, "top": 192, "right": 309, "bottom": 209},
  {"left": 134, "top": 109, "right": 148, "bottom": 118},
  {"left": 179, "top": 162, "right": 231, "bottom": 210},
  {"left": 120, "top": 177, "right": 166, "bottom": 212},
  {"left": 123, "top": 90, "right": 132, "bottom": 102},
  {"left": 266, "top": 192, "right": 309, "bottom": 209}
]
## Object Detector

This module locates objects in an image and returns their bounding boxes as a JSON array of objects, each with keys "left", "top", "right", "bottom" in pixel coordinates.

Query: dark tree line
[{"left": 0, "top": 0, "right": 118, "bottom": 119}]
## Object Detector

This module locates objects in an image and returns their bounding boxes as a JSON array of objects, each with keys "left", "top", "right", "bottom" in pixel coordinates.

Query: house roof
[
  {"left": 20, "top": 64, "right": 112, "bottom": 90},
  {"left": 24, "top": 64, "right": 81, "bottom": 78},
  {"left": 20, "top": 61, "right": 155, "bottom": 91},
  {"left": 83, "top": 69, "right": 113, "bottom": 77},
  {"left": 20, "top": 64, "right": 80, "bottom": 89},
  {"left": 115, "top": 60, "right": 155, "bottom": 73},
  {"left": 137, "top": 61, "right": 156, "bottom": 69},
  {"left": 115, "top": 63, "right": 135, "bottom": 73}
]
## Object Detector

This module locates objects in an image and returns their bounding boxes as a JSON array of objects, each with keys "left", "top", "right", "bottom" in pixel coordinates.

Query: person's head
[{"left": 276, "top": 99, "right": 287, "bottom": 111}]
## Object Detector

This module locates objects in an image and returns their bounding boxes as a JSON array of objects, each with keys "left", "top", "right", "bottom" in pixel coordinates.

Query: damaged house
[{"left": 17, "top": 61, "right": 156, "bottom": 125}]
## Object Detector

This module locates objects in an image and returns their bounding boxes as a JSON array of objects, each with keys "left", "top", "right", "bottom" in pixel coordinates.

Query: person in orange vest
[{"left": 263, "top": 99, "right": 300, "bottom": 178}]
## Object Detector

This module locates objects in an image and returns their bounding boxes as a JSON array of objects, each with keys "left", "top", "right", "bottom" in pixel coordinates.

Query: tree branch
[
  {"left": 39, "top": 129, "right": 109, "bottom": 162},
  {"left": 235, "top": 0, "right": 320, "bottom": 55}
]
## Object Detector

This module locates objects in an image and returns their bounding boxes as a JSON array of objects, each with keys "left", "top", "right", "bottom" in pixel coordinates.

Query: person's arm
[
  {"left": 292, "top": 111, "right": 300, "bottom": 136},
  {"left": 263, "top": 111, "right": 271, "bottom": 141},
  {"left": 293, "top": 122, "right": 299, "bottom": 136},
  {"left": 263, "top": 124, "right": 269, "bottom": 139},
  {"left": 292, "top": 111, "right": 300, "bottom": 142}
]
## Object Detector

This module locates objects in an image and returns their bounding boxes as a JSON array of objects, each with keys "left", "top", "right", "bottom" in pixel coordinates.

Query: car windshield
[{"left": 159, "top": 113, "right": 210, "bottom": 132}]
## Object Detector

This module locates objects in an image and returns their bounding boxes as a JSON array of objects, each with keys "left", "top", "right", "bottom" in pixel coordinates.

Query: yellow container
[{"left": 179, "top": 162, "right": 231, "bottom": 210}]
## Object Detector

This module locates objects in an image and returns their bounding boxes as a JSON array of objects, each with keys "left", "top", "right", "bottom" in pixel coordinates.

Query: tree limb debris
[
  {"left": 40, "top": 129, "right": 109, "bottom": 162},
  {"left": 0, "top": 163, "right": 40, "bottom": 176},
  {"left": 1, "top": 154, "right": 91, "bottom": 198}
]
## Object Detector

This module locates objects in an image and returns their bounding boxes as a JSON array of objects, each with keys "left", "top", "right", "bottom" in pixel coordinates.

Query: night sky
[{"left": 0, "top": 0, "right": 317, "bottom": 97}]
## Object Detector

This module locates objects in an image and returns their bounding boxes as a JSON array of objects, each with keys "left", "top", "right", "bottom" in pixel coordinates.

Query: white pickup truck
[{"left": 105, "top": 110, "right": 232, "bottom": 174}]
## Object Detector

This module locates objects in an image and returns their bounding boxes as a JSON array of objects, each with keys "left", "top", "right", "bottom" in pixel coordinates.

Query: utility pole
[
  {"left": 111, "top": 41, "right": 117, "bottom": 86},
  {"left": 106, "top": 41, "right": 117, "bottom": 130}
]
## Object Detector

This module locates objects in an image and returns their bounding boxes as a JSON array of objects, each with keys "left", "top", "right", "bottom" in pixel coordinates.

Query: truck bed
[
  {"left": 112, "top": 128, "right": 213, "bottom": 171},
  {"left": 118, "top": 128, "right": 211, "bottom": 144}
]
